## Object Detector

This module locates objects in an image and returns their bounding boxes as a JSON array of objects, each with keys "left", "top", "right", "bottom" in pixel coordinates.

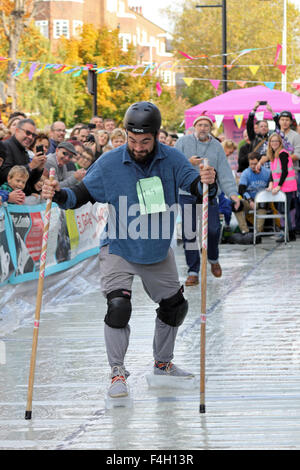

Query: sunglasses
[
  {"left": 19, "top": 128, "right": 37, "bottom": 139},
  {"left": 62, "top": 151, "right": 73, "bottom": 158}
]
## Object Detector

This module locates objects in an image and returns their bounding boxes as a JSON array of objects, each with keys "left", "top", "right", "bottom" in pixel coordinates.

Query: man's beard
[{"left": 127, "top": 143, "right": 156, "bottom": 164}]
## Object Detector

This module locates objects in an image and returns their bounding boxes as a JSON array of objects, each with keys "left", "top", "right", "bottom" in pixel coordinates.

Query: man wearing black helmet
[{"left": 42, "top": 102, "right": 217, "bottom": 401}]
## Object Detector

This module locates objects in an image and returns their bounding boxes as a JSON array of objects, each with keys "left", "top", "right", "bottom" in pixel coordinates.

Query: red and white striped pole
[
  {"left": 25, "top": 168, "right": 55, "bottom": 420},
  {"left": 200, "top": 158, "right": 209, "bottom": 414}
]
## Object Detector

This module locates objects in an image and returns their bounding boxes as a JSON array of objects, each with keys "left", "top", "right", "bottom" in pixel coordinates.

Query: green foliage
[{"left": 167, "top": 0, "right": 300, "bottom": 103}]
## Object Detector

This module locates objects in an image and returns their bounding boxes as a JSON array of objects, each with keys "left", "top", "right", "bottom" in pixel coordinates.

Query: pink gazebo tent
[{"left": 185, "top": 85, "right": 300, "bottom": 129}]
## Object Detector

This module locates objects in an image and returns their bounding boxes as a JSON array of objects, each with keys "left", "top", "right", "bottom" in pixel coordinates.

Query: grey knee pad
[
  {"left": 105, "top": 289, "right": 132, "bottom": 328},
  {"left": 156, "top": 286, "right": 188, "bottom": 327}
]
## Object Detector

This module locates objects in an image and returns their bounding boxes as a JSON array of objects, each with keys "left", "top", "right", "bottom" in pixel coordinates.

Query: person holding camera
[{"left": 246, "top": 101, "right": 276, "bottom": 166}]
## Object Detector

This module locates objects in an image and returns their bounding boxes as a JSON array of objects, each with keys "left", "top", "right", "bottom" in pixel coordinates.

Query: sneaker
[
  {"left": 108, "top": 366, "right": 129, "bottom": 398},
  {"left": 154, "top": 361, "right": 195, "bottom": 378}
]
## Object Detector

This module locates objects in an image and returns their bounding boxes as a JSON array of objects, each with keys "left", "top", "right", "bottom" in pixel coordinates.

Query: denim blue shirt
[{"left": 59, "top": 142, "right": 213, "bottom": 264}]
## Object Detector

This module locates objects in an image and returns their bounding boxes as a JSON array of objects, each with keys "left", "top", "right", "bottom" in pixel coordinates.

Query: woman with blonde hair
[
  {"left": 266, "top": 132, "right": 297, "bottom": 241},
  {"left": 221, "top": 139, "right": 237, "bottom": 157}
]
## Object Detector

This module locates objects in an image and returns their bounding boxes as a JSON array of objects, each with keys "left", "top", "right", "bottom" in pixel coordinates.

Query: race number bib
[{"left": 136, "top": 176, "right": 166, "bottom": 215}]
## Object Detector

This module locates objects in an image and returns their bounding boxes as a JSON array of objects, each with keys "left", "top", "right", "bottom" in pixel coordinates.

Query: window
[
  {"left": 73, "top": 20, "right": 83, "bottom": 37},
  {"left": 119, "top": 33, "right": 131, "bottom": 51},
  {"left": 35, "top": 20, "right": 49, "bottom": 39},
  {"left": 53, "top": 20, "right": 70, "bottom": 39}
]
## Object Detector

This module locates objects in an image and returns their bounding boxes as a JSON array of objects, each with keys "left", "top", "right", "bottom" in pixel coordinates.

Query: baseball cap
[
  {"left": 279, "top": 110, "right": 293, "bottom": 120},
  {"left": 193, "top": 115, "right": 214, "bottom": 127},
  {"left": 57, "top": 141, "right": 77, "bottom": 155}
]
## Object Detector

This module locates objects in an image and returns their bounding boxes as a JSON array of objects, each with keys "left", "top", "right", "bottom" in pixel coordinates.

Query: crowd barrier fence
[{"left": 0, "top": 201, "right": 108, "bottom": 287}]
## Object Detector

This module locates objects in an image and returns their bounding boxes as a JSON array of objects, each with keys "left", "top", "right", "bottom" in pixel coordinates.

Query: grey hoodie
[{"left": 176, "top": 133, "right": 238, "bottom": 197}]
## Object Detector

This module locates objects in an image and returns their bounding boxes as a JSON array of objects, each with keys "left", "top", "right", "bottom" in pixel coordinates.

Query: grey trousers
[{"left": 99, "top": 245, "right": 182, "bottom": 368}]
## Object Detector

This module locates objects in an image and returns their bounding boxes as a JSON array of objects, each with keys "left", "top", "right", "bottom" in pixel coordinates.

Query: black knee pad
[
  {"left": 156, "top": 286, "right": 188, "bottom": 327},
  {"left": 104, "top": 289, "right": 132, "bottom": 328}
]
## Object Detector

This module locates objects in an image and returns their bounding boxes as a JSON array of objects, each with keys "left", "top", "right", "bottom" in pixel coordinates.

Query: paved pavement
[{"left": 0, "top": 238, "right": 300, "bottom": 450}]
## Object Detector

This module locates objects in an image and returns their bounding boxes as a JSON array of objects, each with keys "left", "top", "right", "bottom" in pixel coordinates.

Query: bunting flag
[
  {"left": 294, "top": 113, "right": 300, "bottom": 125},
  {"left": 234, "top": 115, "right": 244, "bottom": 129},
  {"left": 264, "top": 81, "right": 276, "bottom": 90},
  {"left": 236, "top": 80, "right": 247, "bottom": 88},
  {"left": 249, "top": 65, "right": 260, "bottom": 76},
  {"left": 182, "top": 77, "right": 194, "bottom": 87},
  {"left": 292, "top": 94, "right": 300, "bottom": 105},
  {"left": 178, "top": 51, "right": 197, "bottom": 60},
  {"left": 255, "top": 111, "right": 264, "bottom": 121},
  {"left": 230, "top": 48, "right": 255, "bottom": 65},
  {"left": 277, "top": 65, "right": 287, "bottom": 75},
  {"left": 292, "top": 82, "right": 300, "bottom": 91},
  {"left": 274, "top": 44, "right": 282, "bottom": 65},
  {"left": 209, "top": 79, "right": 220, "bottom": 90},
  {"left": 28, "top": 62, "right": 38, "bottom": 80},
  {"left": 156, "top": 81, "right": 162, "bottom": 97},
  {"left": 214, "top": 115, "right": 224, "bottom": 128}
]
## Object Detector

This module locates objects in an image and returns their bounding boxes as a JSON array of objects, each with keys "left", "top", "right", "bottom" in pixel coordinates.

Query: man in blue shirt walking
[{"left": 42, "top": 102, "right": 217, "bottom": 401}]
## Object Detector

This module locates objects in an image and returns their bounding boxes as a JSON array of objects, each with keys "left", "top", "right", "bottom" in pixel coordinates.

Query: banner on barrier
[{"left": 0, "top": 202, "right": 108, "bottom": 286}]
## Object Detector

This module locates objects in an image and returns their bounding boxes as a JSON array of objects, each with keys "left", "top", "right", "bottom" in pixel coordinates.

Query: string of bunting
[{"left": 1, "top": 43, "right": 299, "bottom": 97}]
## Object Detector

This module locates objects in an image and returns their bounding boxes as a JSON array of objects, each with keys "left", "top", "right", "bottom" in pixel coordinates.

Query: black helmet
[{"left": 123, "top": 102, "right": 161, "bottom": 134}]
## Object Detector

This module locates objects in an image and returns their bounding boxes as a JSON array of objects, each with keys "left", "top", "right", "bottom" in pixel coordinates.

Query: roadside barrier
[{"left": 0, "top": 201, "right": 108, "bottom": 286}]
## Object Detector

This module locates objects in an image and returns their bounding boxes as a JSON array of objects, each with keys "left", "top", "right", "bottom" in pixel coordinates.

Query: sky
[
  {"left": 127, "top": 0, "right": 178, "bottom": 31},
  {"left": 128, "top": 0, "right": 300, "bottom": 32}
]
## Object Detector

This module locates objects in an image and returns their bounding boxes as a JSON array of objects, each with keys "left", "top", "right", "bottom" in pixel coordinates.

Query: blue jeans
[
  {"left": 278, "top": 191, "right": 296, "bottom": 232},
  {"left": 179, "top": 194, "right": 221, "bottom": 275}
]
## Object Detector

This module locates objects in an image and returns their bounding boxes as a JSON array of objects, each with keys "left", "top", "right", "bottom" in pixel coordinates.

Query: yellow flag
[
  {"left": 234, "top": 115, "right": 244, "bottom": 128},
  {"left": 33, "top": 64, "right": 46, "bottom": 78},
  {"left": 65, "top": 209, "right": 79, "bottom": 250},
  {"left": 249, "top": 65, "right": 259, "bottom": 76},
  {"left": 182, "top": 77, "right": 194, "bottom": 87}
]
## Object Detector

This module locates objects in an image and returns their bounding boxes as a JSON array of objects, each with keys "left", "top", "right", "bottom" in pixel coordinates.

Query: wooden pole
[
  {"left": 200, "top": 158, "right": 209, "bottom": 413},
  {"left": 25, "top": 168, "right": 55, "bottom": 420}
]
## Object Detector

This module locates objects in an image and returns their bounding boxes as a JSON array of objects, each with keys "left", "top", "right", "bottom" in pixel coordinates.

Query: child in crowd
[
  {"left": 75, "top": 147, "right": 94, "bottom": 170},
  {"left": 0, "top": 165, "right": 29, "bottom": 205},
  {"left": 102, "top": 144, "right": 113, "bottom": 154},
  {"left": 25, "top": 174, "right": 47, "bottom": 204},
  {"left": 110, "top": 128, "right": 127, "bottom": 148}
]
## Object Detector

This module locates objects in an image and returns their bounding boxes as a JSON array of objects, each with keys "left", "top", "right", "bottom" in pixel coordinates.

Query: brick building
[{"left": 34, "top": 0, "right": 175, "bottom": 85}]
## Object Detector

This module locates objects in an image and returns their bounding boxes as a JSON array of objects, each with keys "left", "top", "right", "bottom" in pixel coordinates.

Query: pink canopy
[{"left": 185, "top": 85, "right": 300, "bottom": 128}]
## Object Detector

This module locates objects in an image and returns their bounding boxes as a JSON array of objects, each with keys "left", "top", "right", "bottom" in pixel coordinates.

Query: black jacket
[{"left": 0, "top": 136, "right": 43, "bottom": 195}]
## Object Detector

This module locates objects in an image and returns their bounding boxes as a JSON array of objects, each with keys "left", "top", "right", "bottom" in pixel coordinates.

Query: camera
[
  {"left": 87, "top": 134, "right": 95, "bottom": 143},
  {"left": 36, "top": 145, "right": 44, "bottom": 154}
]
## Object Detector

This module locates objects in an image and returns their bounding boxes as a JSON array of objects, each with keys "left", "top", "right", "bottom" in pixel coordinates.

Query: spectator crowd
[{"left": 0, "top": 102, "right": 300, "bottom": 248}]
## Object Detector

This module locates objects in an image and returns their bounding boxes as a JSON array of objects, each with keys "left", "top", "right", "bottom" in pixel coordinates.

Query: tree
[
  {"left": 166, "top": 0, "right": 300, "bottom": 104},
  {"left": 0, "top": 0, "right": 37, "bottom": 110},
  {"left": 62, "top": 24, "right": 153, "bottom": 124}
]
